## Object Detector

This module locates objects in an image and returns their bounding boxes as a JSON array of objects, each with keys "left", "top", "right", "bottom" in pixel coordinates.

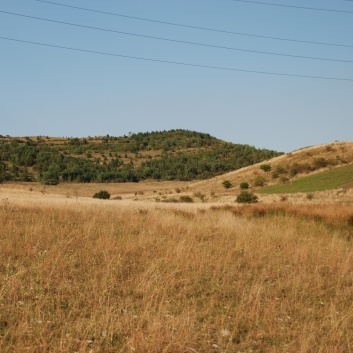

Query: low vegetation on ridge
[
  {"left": 0, "top": 130, "right": 281, "bottom": 184},
  {"left": 189, "top": 141, "right": 353, "bottom": 197}
]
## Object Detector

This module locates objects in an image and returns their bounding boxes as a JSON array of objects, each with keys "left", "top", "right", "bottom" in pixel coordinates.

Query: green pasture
[{"left": 258, "top": 163, "right": 353, "bottom": 194}]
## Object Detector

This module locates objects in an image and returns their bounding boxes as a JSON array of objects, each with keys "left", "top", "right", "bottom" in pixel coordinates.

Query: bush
[
  {"left": 306, "top": 193, "right": 314, "bottom": 201},
  {"left": 274, "top": 165, "right": 287, "bottom": 174},
  {"left": 312, "top": 158, "right": 328, "bottom": 170},
  {"left": 222, "top": 180, "right": 232, "bottom": 189},
  {"left": 236, "top": 191, "right": 258, "bottom": 204},
  {"left": 240, "top": 182, "right": 249, "bottom": 189},
  {"left": 260, "top": 164, "right": 271, "bottom": 172},
  {"left": 280, "top": 176, "right": 289, "bottom": 184},
  {"left": 280, "top": 195, "right": 288, "bottom": 202},
  {"left": 193, "top": 192, "right": 206, "bottom": 202},
  {"left": 272, "top": 172, "right": 279, "bottom": 179},
  {"left": 93, "top": 190, "right": 111, "bottom": 199},
  {"left": 253, "top": 176, "right": 266, "bottom": 187},
  {"left": 290, "top": 168, "right": 298, "bottom": 176},
  {"left": 179, "top": 195, "right": 194, "bottom": 203},
  {"left": 291, "top": 163, "right": 312, "bottom": 174}
]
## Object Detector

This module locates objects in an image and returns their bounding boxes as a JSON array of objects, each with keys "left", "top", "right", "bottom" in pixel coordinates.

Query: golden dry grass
[
  {"left": 1, "top": 190, "right": 353, "bottom": 352},
  {"left": 0, "top": 180, "right": 193, "bottom": 199},
  {"left": 190, "top": 141, "right": 353, "bottom": 195}
]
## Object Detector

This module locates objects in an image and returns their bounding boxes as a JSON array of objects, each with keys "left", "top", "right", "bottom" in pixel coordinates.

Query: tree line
[{"left": 0, "top": 131, "right": 282, "bottom": 184}]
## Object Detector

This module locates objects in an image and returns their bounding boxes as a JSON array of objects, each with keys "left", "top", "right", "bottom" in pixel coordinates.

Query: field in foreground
[{"left": 1, "top": 194, "right": 353, "bottom": 352}]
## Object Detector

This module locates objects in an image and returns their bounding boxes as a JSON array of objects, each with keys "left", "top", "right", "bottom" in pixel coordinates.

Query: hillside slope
[
  {"left": 0, "top": 130, "right": 281, "bottom": 184},
  {"left": 189, "top": 141, "right": 353, "bottom": 195}
]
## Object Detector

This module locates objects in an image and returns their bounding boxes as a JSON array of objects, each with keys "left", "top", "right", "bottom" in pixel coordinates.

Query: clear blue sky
[{"left": 1, "top": 0, "right": 352, "bottom": 152}]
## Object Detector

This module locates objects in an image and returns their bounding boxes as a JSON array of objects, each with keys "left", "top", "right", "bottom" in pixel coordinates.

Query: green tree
[
  {"left": 93, "top": 190, "right": 111, "bottom": 199},
  {"left": 42, "top": 165, "right": 60, "bottom": 185},
  {"left": 240, "top": 182, "right": 249, "bottom": 189},
  {"left": 222, "top": 180, "right": 232, "bottom": 189}
]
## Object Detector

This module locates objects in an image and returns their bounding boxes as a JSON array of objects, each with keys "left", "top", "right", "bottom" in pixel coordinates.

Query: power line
[
  {"left": 30, "top": 0, "right": 353, "bottom": 48},
  {"left": 1, "top": 36, "right": 352, "bottom": 82},
  {"left": 2, "top": 10, "right": 352, "bottom": 64},
  {"left": 230, "top": 0, "right": 353, "bottom": 13}
]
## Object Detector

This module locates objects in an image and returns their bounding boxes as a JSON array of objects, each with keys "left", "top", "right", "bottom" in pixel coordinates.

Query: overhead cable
[
  {"left": 30, "top": 0, "right": 353, "bottom": 48},
  {"left": 230, "top": 0, "right": 353, "bottom": 13},
  {"left": 2, "top": 10, "right": 352, "bottom": 64},
  {"left": 1, "top": 36, "right": 352, "bottom": 82}
]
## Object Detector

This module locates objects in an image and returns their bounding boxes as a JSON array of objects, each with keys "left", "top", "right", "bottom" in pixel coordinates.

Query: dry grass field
[{"left": 1, "top": 186, "right": 353, "bottom": 352}]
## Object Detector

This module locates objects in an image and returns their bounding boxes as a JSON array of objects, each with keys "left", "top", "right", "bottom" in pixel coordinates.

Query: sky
[{"left": 1, "top": 0, "right": 352, "bottom": 152}]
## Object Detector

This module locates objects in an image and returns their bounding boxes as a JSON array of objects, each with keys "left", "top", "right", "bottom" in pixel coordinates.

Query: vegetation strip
[{"left": 0, "top": 130, "right": 281, "bottom": 184}]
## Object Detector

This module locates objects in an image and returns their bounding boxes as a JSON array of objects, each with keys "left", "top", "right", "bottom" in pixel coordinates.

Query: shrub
[
  {"left": 179, "top": 195, "right": 194, "bottom": 203},
  {"left": 274, "top": 165, "right": 287, "bottom": 174},
  {"left": 280, "top": 195, "right": 288, "bottom": 202},
  {"left": 193, "top": 192, "right": 206, "bottom": 202},
  {"left": 93, "top": 190, "right": 111, "bottom": 200},
  {"left": 253, "top": 176, "right": 266, "bottom": 187},
  {"left": 240, "top": 182, "right": 249, "bottom": 189},
  {"left": 222, "top": 180, "right": 232, "bottom": 189},
  {"left": 306, "top": 193, "right": 314, "bottom": 201},
  {"left": 312, "top": 158, "right": 328, "bottom": 170},
  {"left": 260, "top": 164, "right": 271, "bottom": 172},
  {"left": 290, "top": 168, "right": 298, "bottom": 176},
  {"left": 280, "top": 176, "right": 289, "bottom": 184},
  {"left": 236, "top": 191, "right": 258, "bottom": 204},
  {"left": 291, "top": 163, "right": 312, "bottom": 174}
]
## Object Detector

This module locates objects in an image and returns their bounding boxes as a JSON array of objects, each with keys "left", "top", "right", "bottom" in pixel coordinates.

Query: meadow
[
  {"left": 1, "top": 188, "right": 353, "bottom": 352},
  {"left": 258, "top": 163, "right": 353, "bottom": 194}
]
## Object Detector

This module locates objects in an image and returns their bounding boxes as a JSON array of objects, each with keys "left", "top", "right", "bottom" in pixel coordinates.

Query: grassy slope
[
  {"left": 189, "top": 141, "right": 353, "bottom": 195},
  {"left": 258, "top": 163, "right": 353, "bottom": 194}
]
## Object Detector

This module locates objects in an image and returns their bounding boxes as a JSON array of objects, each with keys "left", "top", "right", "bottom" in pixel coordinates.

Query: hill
[
  {"left": 189, "top": 141, "right": 353, "bottom": 196},
  {"left": 0, "top": 130, "right": 282, "bottom": 184}
]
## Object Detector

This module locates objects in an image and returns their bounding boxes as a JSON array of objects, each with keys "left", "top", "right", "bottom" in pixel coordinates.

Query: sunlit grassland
[
  {"left": 1, "top": 197, "right": 353, "bottom": 352},
  {"left": 258, "top": 163, "right": 353, "bottom": 194}
]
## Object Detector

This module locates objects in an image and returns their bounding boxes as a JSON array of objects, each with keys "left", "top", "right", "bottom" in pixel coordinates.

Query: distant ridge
[{"left": 0, "top": 130, "right": 282, "bottom": 184}]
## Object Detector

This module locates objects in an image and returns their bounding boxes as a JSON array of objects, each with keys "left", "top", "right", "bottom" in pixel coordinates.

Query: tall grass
[{"left": 1, "top": 200, "right": 353, "bottom": 352}]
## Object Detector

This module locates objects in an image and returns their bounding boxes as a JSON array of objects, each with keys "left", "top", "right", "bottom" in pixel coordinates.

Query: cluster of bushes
[
  {"left": 159, "top": 195, "right": 194, "bottom": 203},
  {"left": 254, "top": 158, "right": 340, "bottom": 186},
  {"left": 270, "top": 158, "right": 338, "bottom": 180}
]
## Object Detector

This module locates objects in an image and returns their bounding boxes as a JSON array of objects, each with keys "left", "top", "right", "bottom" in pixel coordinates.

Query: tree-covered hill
[{"left": 0, "top": 130, "right": 282, "bottom": 184}]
